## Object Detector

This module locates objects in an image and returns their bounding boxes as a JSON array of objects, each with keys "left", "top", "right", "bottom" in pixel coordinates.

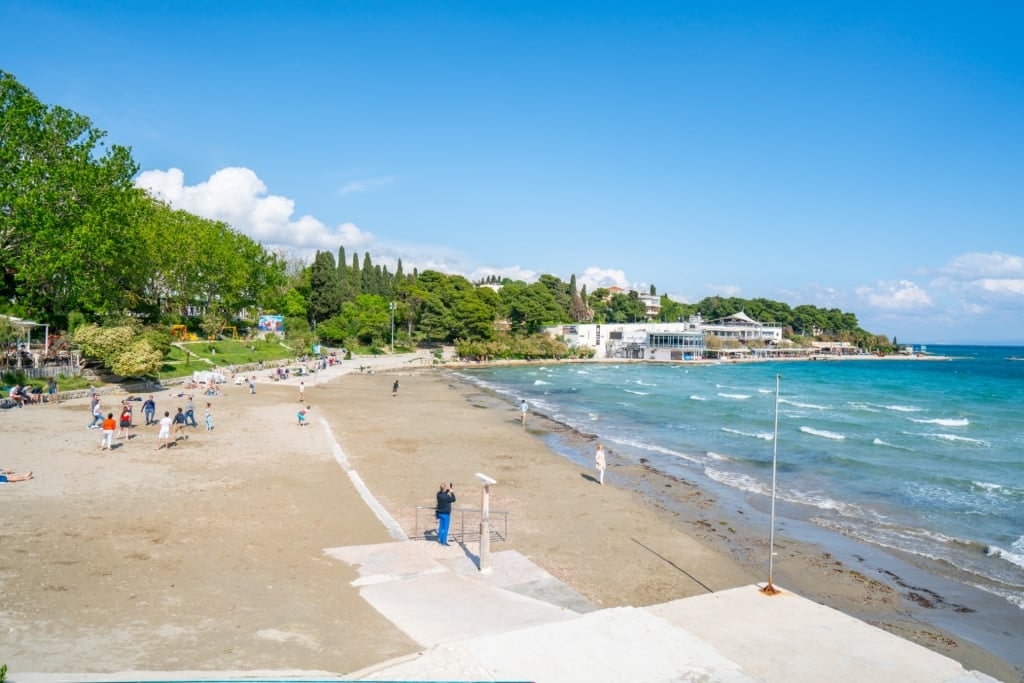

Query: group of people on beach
[{"left": 84, "top": 387, "right": 215, "bottom": 451}]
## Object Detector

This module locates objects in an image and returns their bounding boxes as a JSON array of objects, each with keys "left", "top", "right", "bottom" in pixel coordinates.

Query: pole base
[{"left": 760, "top": 582, "right": 781, "bottom": 596}]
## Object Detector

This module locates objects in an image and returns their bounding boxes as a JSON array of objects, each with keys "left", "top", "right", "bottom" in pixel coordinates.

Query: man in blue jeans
[
  {"left": 184, "top": 395, "right": 198, "bottom": 427},
  {"left": 435, "top": 482, "right": 456, "bottom": 545}
]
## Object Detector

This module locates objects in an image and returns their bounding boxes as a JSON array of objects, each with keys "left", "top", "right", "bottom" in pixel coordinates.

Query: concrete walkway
[{"left": 332, "top": 540, "right": 997, "bottom": 683}]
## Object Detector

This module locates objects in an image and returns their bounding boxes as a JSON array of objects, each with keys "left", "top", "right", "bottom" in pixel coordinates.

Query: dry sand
[{"left": 0, "top": 361, "right": 1018, "bottom": 681}]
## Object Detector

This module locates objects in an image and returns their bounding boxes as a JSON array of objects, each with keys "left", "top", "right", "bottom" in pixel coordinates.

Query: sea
[{"left": 453, "top": 345, "right": 1024, "bottom": 656}]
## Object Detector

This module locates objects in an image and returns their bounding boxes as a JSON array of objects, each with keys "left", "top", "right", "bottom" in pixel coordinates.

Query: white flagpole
[{"left": 762, "top": 372, "right": 781, "bottom": 595}]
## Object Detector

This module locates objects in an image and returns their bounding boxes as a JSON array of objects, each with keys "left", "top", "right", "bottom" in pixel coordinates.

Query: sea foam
[
  {"left": 722, "top": 427, "right": 774, "bottom": 440},
  {"left": 909, "top": 417, "right": 970, "bottom": 427},
  {"left": 800, "top": 426, "right": 846, "bottom": 440}
]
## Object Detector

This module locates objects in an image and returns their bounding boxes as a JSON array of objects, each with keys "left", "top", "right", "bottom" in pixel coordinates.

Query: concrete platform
[{"left": 334, "top": 540, "right": 998, "bottom": 683}]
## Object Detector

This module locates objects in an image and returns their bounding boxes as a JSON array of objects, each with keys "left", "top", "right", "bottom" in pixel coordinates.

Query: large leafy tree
[
  {"left": 500, "top": 281, "right": 566, "bottom": 334},
  {"left": 1, "top": 70, "right": 140, "bottom": 323}
]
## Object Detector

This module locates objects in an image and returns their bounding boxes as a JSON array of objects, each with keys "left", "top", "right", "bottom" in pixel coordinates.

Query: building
[{"left": 546, "top": 311, "right": 784, "bottom": 360}]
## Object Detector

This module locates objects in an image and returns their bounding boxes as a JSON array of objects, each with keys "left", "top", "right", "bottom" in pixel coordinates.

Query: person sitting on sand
[{"left": 0, "top": 468, "right": 33, "bottom": 483}]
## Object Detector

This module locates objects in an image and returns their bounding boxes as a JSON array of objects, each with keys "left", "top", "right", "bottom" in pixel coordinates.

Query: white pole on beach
[
  {"left": 762, "top": 373, "right": 781, "bottom": 595},
  {"left": 389, "top": 302, "right": 396, "bottom": 354},
  {"left": 476, "top": 473, "right": 497, "bottom": 573}
]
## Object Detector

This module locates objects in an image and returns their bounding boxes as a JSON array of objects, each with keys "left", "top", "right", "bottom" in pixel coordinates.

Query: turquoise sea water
[{"left": 455, "top": 345, "right": 1024, "bottom": 617}]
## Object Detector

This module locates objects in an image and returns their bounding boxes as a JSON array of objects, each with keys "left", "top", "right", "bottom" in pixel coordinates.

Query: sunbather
[{"left": 0, "top": 469, "right": 33, "bottom": 483}]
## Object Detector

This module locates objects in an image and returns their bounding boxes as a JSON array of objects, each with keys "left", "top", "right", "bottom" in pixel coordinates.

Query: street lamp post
[{"left": 389, "top": 302, "right": 396, "bottom": 353}]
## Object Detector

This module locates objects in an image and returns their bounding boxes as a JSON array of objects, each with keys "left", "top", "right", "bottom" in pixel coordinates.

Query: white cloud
[
  {"left": 706, "top": 284, "right": 742, "bottom": 297},
  {"left": 973, "top": 278, "right": 1024, "bottom": 295},
  {"left": 576, "top": 267, "right": 630, "bottom": 293},
  {"left": 942, "top": 251, "right": 1024, "bottom": 278},
  {"left": 135, "top": 167, "right": 374, "bottom": 255},
  {"left": 469, "top": 265, "right": 538, "bottom": 283},
  {"left": 337, "top": 176, "right": 394, "bottom": 196},
  {"left": 856, "top": 279, "right": 933, "bottom": 310}
]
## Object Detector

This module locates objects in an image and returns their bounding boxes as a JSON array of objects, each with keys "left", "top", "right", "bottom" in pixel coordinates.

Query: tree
[
  {"left": 500, "top": 281, "right": 565, "bottom": 334},
  {"left": 308, "top": 251, "right": 342, "bottom": 324},
  {"left": 1, "top": 71, "right": 141, "bottom": 324}
]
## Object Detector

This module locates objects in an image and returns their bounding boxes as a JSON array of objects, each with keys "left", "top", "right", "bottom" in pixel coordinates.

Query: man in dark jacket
[{"left": 436, "top": 482, "right": 456, "bottom": 546}]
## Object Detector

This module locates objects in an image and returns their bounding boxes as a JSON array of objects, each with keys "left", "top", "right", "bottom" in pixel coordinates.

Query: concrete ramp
[
  {"left": 351, "top": 606, "right": 758, "bottom": 682},
  {"left": 326, "top": 542, "right": 581, "bottom": 648},
  {"left": 646, "top": 587, "right": 996, "bottom": 683}
]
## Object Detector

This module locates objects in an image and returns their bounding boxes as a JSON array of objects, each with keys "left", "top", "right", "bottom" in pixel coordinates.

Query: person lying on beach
[{"left": 0, "top": 469, "right": 33, "bottom": 483}]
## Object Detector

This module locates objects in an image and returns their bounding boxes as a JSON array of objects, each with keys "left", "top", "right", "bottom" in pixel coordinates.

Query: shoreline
[
  {"left": 430, "top": 367, "right": 1021, "bottom": 681},
  {"left": 0, "top": 358, "right": 1018, "bottom": 682}
]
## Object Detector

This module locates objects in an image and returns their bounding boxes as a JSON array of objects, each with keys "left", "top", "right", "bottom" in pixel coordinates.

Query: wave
[
  {"left": 986, "top": 545, "right": 1024, "bottom": 571},
  {"left": 718, "top": 392, "right": 751, "bottom": 400},
  {"left": 607, "top": 436, "right": 702, "bottom": 464},
  {"left": 758, "top": 388, "right": 773, "bottom": 394},
  {"left": 780, "top": 398, "right": 830, "bottom": 410},
  {"left": 885, "top": 404, "right": 923, "bottom": 413},
  {"left": 800, "top": 426, "right": 846, "bottom": 440},
  {"left": 706, "top": 469, "right": 872, "bottom": 518},
  {"left": 533, "top": 379, "right": 551, "bottom": 386},
  {"left": 908, "top": 417, "right": 970, "bottom": 427},
  {"left": 722, "top": 427, "right": 774, "bottom": 441},
  {"left": 872, "top": 438, "right": 913, "bottom": 451},
  {"left": 623, "top": 389, "right": 650, "bottom": 396},
  {"left": 849, "top": 402, "right": 882, "bottom": 413},
  {"left": 922, "top": 433, "right": 991, "bottom": 447},
  {"left": 689, "top": 395, "right": 708, "bottom": 401}
]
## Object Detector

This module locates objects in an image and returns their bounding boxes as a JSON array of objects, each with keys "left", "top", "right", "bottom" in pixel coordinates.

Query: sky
[{"left": 3, "top": 1, "right": 1023, "bottom": 344}]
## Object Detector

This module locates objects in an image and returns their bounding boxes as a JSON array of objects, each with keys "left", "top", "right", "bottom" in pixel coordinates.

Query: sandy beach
[{"left": 0, "top": 360, "right": 1018, "bottom": 682}]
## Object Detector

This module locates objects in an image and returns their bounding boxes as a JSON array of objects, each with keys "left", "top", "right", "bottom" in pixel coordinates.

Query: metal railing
[{"left": 413, "top": 505, "right": 509, "bottom": 544}]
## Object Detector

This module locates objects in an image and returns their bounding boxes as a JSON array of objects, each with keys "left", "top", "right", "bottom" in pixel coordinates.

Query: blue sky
[{"left": 4, "top": 1, "right": 1023, "bottom": 344}]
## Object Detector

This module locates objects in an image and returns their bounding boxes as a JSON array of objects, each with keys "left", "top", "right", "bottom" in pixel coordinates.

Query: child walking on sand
[
  {"left": 205, "top": 402, "right": 213, "bottom": 431},
  {"left": 297, "top": 405, "right": 310, "bottom": 426}
]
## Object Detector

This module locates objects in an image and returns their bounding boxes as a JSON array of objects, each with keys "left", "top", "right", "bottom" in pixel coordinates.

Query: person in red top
[
  {"left": 117, "top": 404, "right": 132, "bottom": 440},
  {"left": 100, "top": 413, "right": 117, "bottom": 450}
]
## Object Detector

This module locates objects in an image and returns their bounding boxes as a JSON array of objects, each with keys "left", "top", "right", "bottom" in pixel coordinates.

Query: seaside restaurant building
[{"left": 547, "top": 312, "right": 784, "bottom": 361}]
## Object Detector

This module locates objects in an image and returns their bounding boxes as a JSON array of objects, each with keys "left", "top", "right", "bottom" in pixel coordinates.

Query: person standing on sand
[
  {"left": 298, "top": 380, "right": 305, "bottom": 403},
  {"left": 156, "top": 411, "right": 172, "bottom": 450},
  {"left": 184, "top": 395, "right": 198, "bottom": 427},
  {"left": 87, "top": 400, "right": 103, "bottom": 429},
  {"left": 172, "top": 407, "right": 187, "bottom": 441},
  {"left": 595, "top": 443, "right": 606, "bottom": 485},
  {"left": 117, "top": 403, "right": 132, "bottom": 440},
  {"left": 297, "top": 405, "right": 310, "bottom": 426},
  {"left": 249, "top": 377, "right": 256, "bottom": 395},
  {"left": 435, "top": 482, "right": 456, "bottom": 545},
  {"left": 205, "top": 402, "right": 213, "bottom": 431},
  {"left": 519, "top": 399, "right": 528, "bottom": 428},
  {"left": 142, "top": 395, "right": 156, "bottom": 425},
  {"left": 100, "top": 413, "right": 116, "bottom": 450},
  {"left": 392, "top": 379, "right": 399, "bottom": 397}
]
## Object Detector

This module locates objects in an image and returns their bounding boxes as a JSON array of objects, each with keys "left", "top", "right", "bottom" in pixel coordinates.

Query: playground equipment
[
  {"left": 171, "top": 325, "right": 198, "bottom": 342},
  {"left": 221, "top": 326, "right": 239, "bottom": 340}
]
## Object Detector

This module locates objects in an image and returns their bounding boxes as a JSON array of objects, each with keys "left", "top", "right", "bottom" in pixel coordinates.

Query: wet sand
[{"left": 0, "top": 363, "right": 1018, "bottom": 682}]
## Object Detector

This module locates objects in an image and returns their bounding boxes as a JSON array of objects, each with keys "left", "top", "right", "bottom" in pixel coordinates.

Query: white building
[{"left": 546, "top": 311, "right": 783, "bottom": 360}]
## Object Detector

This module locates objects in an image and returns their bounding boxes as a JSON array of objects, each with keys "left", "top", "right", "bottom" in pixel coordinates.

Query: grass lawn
[{"left": 158, "top": 340, "right": 301, "bottom": 379}]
